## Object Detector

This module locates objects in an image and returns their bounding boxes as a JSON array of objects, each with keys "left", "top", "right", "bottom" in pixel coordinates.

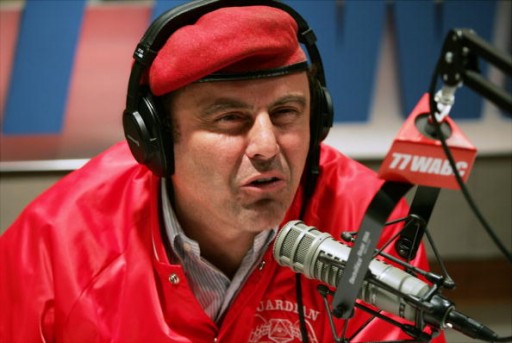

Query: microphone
[
  {"left": 273, "top": 220, "right": 499, "bottom": 341},
  {"left": 378, "top": 93, "right": 477, "bottom": 190}
]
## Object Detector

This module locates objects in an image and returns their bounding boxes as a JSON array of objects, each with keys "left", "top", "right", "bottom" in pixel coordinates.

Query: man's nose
[{"left": 246, "top": 113, "right": 280, "bottom": 161}]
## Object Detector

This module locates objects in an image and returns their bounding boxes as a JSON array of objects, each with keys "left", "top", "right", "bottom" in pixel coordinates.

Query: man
[{"left": 0, "top": 1, "right": 445, "bottom": 342}]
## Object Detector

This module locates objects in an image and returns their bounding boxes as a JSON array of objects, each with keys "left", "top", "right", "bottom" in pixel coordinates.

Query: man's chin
[{"left": 240, "top": 201, "right": 288, "bottom": 231}]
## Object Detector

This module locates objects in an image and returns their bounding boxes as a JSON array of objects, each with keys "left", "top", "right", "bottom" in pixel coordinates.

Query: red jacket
[{"left": 0, "top": 142, "right": 445, "bottom": 343}]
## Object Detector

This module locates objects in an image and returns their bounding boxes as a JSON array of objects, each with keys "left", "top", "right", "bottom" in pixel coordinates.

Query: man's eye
[
  {"left": 211, "top": 113, "right": 250, "bottom": 133},
  {"left": 272, "top": 107, "right": 301, "bottom": 124},
  {"left": 217, "top": 113, "right": 243, "bottom": 122}
]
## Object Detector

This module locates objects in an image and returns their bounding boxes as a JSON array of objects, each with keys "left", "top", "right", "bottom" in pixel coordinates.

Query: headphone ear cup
[
  {"left": 310, "top": 80, "right": 333, "bottom": 146},
  {"left": 318, "top": 86, "right": 333, "bottom": 141},
  {"left": 123, "top": 92, "right": 173, "bottom": 176}
]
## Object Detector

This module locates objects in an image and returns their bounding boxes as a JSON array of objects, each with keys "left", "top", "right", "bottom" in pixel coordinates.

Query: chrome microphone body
[
  {"left": 273, "top": 220, "right": 431, "bottom": 323},
  {"left": 273, "top": 220, "right": 500, "bottom": 342}
]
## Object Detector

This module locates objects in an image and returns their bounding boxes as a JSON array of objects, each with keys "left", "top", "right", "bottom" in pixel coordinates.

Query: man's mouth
[{"left": 250, "top": 177, "right": 280, "bottom": 186}]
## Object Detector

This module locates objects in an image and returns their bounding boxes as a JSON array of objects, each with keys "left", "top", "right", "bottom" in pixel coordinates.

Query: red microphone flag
[{"left": 378, "top": 93, "right": 477, "bottom": 190}]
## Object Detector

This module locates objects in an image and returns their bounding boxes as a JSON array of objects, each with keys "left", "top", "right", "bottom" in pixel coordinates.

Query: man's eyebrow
[
  {"left": 201, "top": 98, "right": 252, "bottom": 117},
  {"left": 271, "top": 94, "right": 307, "bottom": 109},
  {"left": 200, "top": 94, "right": 307, "bottom": 117}
]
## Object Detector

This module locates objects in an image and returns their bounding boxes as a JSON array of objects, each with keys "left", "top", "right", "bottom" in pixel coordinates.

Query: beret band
[
  {"left": 198, "top": 61, "right": 309, "bottom": 83},
  {"left": 149, "top": 5, "right": 308, "bottom": 95}
]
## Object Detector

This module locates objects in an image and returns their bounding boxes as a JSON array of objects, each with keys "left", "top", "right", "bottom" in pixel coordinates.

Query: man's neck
[
  {"left": 192, "top": 228, "right": 257, "bottom": 279},
  {"left": 172, "top": 205, "right": 257, "bottom": 279}
]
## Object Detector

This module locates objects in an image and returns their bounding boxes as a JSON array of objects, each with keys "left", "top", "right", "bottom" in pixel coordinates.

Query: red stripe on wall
[
  {"left": 61, "top": 5, "right": 151, "bottom": 158},
  {"left": 0, "top": 7, "right": 21, "bottom": 122}
]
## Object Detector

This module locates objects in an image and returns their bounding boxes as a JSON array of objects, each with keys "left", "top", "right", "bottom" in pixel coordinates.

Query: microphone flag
[{"left": 378, "top": 93, "right": 477, "bottom": 190}]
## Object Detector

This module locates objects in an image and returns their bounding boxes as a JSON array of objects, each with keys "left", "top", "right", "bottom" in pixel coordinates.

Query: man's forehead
[{"left": 175, "top": 73, "right": 310, "bottom": 109}]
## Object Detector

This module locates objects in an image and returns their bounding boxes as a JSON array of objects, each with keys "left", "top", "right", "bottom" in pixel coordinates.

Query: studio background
[{"left": 0, "top": 1, "right": 510, "bottom": 341}]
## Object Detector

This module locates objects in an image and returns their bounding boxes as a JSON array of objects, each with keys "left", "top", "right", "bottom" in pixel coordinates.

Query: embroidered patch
[{"left": 249, "top": 300, "right": 320, "bottom": 343}]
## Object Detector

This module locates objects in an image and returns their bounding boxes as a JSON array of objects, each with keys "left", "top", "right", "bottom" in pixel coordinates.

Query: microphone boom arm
[{"left": 436, "top": 28, "right": 512, "bottom": 113}]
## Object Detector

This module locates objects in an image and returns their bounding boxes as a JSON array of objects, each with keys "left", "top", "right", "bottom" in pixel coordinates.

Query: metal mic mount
[
  {"left": 316, "top": 225, "right": 501, "bottom": 343},
  {"left": 435, "top": 28, "right": 512, "bottom": 115}
]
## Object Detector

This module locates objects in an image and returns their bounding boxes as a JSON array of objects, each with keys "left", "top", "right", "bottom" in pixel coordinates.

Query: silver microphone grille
[{"left": 273, "top": 220, "right": 351, "bottom": 286}]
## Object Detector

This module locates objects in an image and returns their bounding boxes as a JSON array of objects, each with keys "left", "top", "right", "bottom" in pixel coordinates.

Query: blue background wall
[{"left": 0, "top": 0, "right": 510, "bottom": 163}]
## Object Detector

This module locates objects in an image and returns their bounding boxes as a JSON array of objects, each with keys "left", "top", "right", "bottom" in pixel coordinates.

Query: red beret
[{"left": 149, "top": 5, "right": 308, "bottom": 96}]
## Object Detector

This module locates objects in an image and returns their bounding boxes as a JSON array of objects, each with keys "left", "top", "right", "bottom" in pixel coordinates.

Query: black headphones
[{"left": 123, "top": 0, "right": 333, "bottom": 178}]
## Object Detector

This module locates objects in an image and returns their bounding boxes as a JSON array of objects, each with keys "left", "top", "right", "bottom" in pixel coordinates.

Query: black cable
[
  {"left": 295, "top": 273, "right": 310, "bottom": 343},
  {"left": 495, "top": 335, "right": 512, "bottom": 342},
  {"left": 294, "top": 158, "right": 321, "bottom": 342},
  {"left": 427, "top": 62, "right": 512, "bottom": 263}
]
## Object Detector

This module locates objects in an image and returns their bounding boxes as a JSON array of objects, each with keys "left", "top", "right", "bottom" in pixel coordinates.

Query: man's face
[{"left": 169, "top": 72, "right": 311, "bottom": 234}]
